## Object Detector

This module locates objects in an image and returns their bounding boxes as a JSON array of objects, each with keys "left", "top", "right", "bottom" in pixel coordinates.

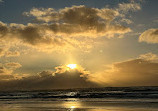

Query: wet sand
[{"left": 0, "top": 99, "right": 158, "bottom": 111}]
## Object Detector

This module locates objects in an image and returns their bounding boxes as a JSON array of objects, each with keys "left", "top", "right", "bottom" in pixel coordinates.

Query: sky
[{"left": 0, "top": 0, "right": 158, "bottom": 90}]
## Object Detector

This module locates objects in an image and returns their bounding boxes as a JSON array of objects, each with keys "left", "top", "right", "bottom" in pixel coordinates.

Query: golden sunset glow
[
  {"left": 0, "top": 0, "right": 157, "bottom": 96},
  {"left": 70, "top": 106, "right": 75, "bottom": 109},
  {"left": 67, "top": 64, "right": 77, "bottom": 69},
  {"left": 0, "top": 0, "right": 158, "bottom": 111}
]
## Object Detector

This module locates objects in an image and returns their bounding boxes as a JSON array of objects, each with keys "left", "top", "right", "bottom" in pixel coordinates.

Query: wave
[{"left": 0, "top": 86, "right": 158, "bottom": 100}]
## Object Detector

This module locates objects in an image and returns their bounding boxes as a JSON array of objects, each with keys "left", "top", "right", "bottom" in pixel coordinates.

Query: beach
[
  {"left": 0, "top": 98, "right": 158, "bottom": 111},
  {"left": 0, "top": 87, "right": 158, "bottom": 111}
]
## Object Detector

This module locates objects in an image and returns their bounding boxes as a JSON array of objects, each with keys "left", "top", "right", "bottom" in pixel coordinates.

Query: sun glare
[
  {"left": 70, "top": 106, "right": 75, "bottom": 109},
  {"left": 67, "top": 64, "right": 77, "bottom": 69}
]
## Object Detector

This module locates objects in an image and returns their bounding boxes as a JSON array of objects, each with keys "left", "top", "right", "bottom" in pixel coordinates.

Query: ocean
[{"left": 0, "top": 86, "right": 158, "bottom": 111}]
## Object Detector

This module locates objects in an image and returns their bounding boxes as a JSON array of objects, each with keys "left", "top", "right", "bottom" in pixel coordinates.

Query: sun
[
  {"left": 67, "top": 64, "right": 77, "bottom": 69},
  {"left": 70, "top": 106, "right": 75, "bottom": 109}
]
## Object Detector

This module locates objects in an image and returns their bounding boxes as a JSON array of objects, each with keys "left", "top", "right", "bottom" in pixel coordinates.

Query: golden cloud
[
  {"left": 92, "top": 53, "right": 158, "bottom": 86},
  {"left": 0, "top": 62, "right": 22, "bottom": 81},
  {"left": 139, "top": 52, "right": 158, "bottom": 61},
  {"left": 0, "top": 64, "right": 97, "bottom": 91},
  {"left": 0, "top": 46, "right": 20, "bottom": 58},
  {"left": 0, "top": 3, "right": 142, "bottom": 52},
  {"left": 5, "top": 51, "right": 20, "bottom": 57},
  {"left": 118, "top": 2, "right": 141, "bottom": 13},
  {"left": 5, "top": 62, "right": 22, "bottom": 69},
  {"left": 0, "top": 66, "right": 14, "bottom": 80},
  {"left": 1, "top": 53, "right": 157, "bottom": 90},
  {"left": 139, "top": 28, "right": 158, "bottom": 43},
  {"left": 23, "top": 5, "right": 131, "bottom": 37},
  {"left": 0, "top": 47, "right": 6, "bottom": 57},
  {"left": 0, "top": 66, "right": 13, "bottom": 75}
]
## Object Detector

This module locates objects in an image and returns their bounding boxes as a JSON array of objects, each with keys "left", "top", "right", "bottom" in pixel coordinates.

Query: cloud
[
  {"left": 0, "top": 21, "right": 8, "bottom": 37},
  {"left": 139, "top": 52, "right": 158, "bottom": 61},
  {"left": 0, "top": 21, "right": 93, "bottom": 52},
  {"left": 116, "top": 1, "right": 141, "bottom": 25},
  {"left": 0, "top": 62, "right": 22, "bottom": 81},
  {"left": 118, "top": 1, "right": 141, "bottom": 13},
  {"left": 0, "top": 7, "right": 132, "bottom": 52},
  {"left": 24, "top": 6, "right": 119, "bottom": 23},
  {"left": 0, "top": 66, "right": 13, "bottom": 75},
  {"left": 0, "top": 47, "right": 6, "bottom": 57},
  {"left": 38, "top": 70, "right": 53, "bottom": 77},
  {"left": 0, "top": 74, "right": 14, "bottom": 80},
  {"left": 139, "top": 28, "right": 158, "bottom": 43},
  {"left": 0, "top": 22, "right": 69, "bottom": 52},
  {"left": 0, "top": 0, "right": 3, "bottom": 3},
  {"left": 5, "top": 51, "right": 20, "bottom": 57},
  {"left": 9, "top": 23, "right": 66, "bottom": 46},
  {"left": 92, "top": 53, "right": 158, "bottom": 86},
  {"left": 1, "top": 52, "right": 157, "bottom": 90},
  {"left": 0, "top": 64, "right": 97, "bottom": 91},
  {"left": 1, "top": 5, "right": 131, "bottom": 40},
  {"left": 5, "top": 62, "right": 22, "bottom": 69},
  {"left": 120, "top": 18, "right": 133, "bottom": 24},
  {"left": 23, "top": 5, "right": 131, "bottom": 37},
  {"left": 0, "top": 2, "right": 142, "bottom": 52},
  {"left": 153, "top": 19, "right": 158, "bottom": 23},
  {"left": 0, "top": 46, "right": 20, "bottom": 58},
  {"left": 0, "top": 66, "right": 14, "bottom": 80},
  {"left": 24, "top": 8, "right": 60, "bottom": 22},
  {"left": 53, "top": 64, "right": 90, "bottom": 77}
]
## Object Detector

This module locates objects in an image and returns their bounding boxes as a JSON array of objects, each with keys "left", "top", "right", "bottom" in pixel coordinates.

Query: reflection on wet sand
[
  {"left": 63, "top": 98, "right": 81, "bottom": 109},
  {"left": 86, "top": 109, "right": 158, "bottom": 111},
  {"left": 63, "top": 99, "right": 158, "bottom": 111},
  {"left": 0, "top": 98, "right": 158, "bottom": 111}
]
